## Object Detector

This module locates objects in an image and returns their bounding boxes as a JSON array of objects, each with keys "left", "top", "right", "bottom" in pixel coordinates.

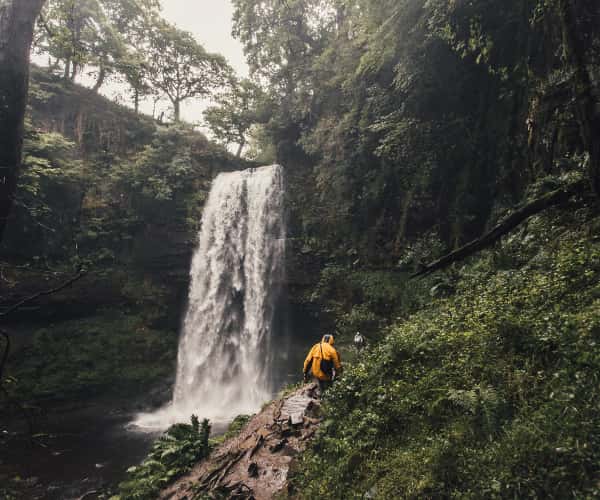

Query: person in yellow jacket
[{"left": 303, "top": 334, "right": 343, "bottom": 393}]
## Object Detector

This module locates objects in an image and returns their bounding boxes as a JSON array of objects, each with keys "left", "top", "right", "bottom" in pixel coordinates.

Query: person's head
[{"left": 322, "top": 334, "right": 335, "bottom": 345}]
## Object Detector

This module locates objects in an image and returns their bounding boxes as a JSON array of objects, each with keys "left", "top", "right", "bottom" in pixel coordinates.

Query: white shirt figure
[{"left": 354, "top": 332, "right": 365, "bottom": 350}]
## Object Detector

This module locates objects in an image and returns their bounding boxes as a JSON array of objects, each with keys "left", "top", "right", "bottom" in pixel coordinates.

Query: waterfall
[{"left": 135, "top": 165, "right": 286, "bottom": 429}]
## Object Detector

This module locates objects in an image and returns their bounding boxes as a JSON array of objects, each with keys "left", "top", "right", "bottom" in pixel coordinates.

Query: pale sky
[{"left": 162, "top": 1, "right": 248, "bottom": 77}]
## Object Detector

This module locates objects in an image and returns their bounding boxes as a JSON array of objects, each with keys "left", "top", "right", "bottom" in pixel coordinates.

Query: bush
[{"left": 6, "top": 310, "right": 177, "bottom": 402}]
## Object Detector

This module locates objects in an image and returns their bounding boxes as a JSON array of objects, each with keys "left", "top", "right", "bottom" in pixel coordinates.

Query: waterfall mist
[{"left": 135, "top": 165, "right": 286, "bottom": 429}]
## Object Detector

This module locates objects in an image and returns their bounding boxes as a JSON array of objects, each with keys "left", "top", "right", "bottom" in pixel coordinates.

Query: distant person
[
  {"left": 354, "top": 331, "right": 366, "bottom": 351},
  {"left": 303, "top": 334, "right": 343, "bottom": 394}
]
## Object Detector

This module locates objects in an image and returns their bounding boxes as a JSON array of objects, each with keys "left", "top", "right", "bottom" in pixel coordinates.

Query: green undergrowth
[
  {"left": 291, "top": 209, "right": 600, "bottom": 499},
  {"left": 220, "top": 414, "right": 253, "bottom": 441},
  {"left": 5, "top": 310, "right": 177, "bottom": 403},
  {"left": 117, "top": 413, "right": 252, "bottom": 500},
  {"left": 117, "top": 415, "right": 212, "bottom": 500},
  {"left": 309, "top": 265, "right": 431, "bottom": 347}
]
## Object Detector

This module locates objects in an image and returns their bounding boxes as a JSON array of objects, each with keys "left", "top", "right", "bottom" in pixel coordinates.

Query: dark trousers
[{"left": 317, "top": 379, "right": 332, "bottom": 395}]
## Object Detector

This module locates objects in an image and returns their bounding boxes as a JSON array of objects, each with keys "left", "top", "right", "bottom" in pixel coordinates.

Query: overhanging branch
[{"left": 412, "top": 179, "right": 586, "bottom": 279}]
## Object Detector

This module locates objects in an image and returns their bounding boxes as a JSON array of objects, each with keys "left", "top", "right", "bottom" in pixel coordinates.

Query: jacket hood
[{"left": 322, "top": 334, "right": 335, "bottom": 346}]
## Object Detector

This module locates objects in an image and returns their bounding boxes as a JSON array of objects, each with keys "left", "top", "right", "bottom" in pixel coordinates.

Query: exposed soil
[{"left": 161, "top": 383, "right": 322, "bottom": 500}]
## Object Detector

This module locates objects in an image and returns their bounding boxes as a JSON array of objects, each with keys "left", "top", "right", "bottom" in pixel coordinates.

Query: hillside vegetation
[
  {"left": 225, "top": 3, "right": 600, "bottom": 496},
  {"left": 292, "top": 207, "right": 600, "bottom": 498}
]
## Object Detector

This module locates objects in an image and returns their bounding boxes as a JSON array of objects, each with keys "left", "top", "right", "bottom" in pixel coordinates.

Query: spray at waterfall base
[{"left": 135, "top": 165, "right": 287, "bottom": 430}]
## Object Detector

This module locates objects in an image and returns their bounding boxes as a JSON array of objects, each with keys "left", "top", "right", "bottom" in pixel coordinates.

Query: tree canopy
[
  {"left": 232, "top": 0, "right": 600, "bottom": 261},
  {"left": 146, "top": 20, "right": 229, "bottom": 122},
  {"left": 34, "top": 0, "right": 229, "bottom": 122}
]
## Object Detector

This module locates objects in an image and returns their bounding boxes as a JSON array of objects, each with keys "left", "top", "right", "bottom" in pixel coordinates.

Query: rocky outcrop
[{"left": 161, "top": 383, "right": 322, "bottom": 500}]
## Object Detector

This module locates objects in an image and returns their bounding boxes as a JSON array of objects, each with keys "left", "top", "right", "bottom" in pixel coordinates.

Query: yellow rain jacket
[{"left": 303, "top": 335, "right": 343, "bottom": 382}]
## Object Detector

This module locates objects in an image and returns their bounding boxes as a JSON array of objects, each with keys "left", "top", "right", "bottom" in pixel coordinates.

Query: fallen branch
[
  {"left": 412, "top": 179, "right": 586, "bottom": 278},
  {"left": 0, "top": 269, "right": 87, "bottom": 318},
  {"left": 0, "top": 270, "right": 87, "bottom": 423},
  {"left": 248, "top": 435, "right": 264, "bottom": 459}
]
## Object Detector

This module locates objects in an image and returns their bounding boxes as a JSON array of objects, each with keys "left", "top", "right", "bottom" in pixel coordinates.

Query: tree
[
  {"left": 204, "top": 78, "right": 264, "bottom": 157},
  {"left": 555, "top": 0, "right": 600, "bottom": 197},
  {"left": 147, "top": 20, "right": 229, "bottom": 122},
  {"left": 103, "top": 0, "right": 160, "bottom": 109},
  {"left": 118, "top": 50, "right": 154, "bottom": 113},
  {"left": 231, "top": 0, "right": 599, "bottom": 264},
  {"left": 37, "top": 0, "right": 108, "bottom": 82},
  {"left": 0, "top": 0, "right": 46, "bottom": 242},
  {"left": 36, "top": 0, "right": 160, "bottom": 94},
  {"left": 232, "top": 0, "right": 327, "bottom": 125}
]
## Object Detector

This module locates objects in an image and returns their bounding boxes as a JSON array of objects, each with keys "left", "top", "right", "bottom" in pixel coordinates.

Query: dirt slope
[{"left": 160, "top": 383, "right": 321, "bottom": 500}]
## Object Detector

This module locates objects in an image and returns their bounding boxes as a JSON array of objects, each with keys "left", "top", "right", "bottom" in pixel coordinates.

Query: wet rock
[
  {"left": 268, "top": 439, "right": 287, "bottom": 453},
  {"left": 248, "top": 462, "right": 259, "bottom": 478},
  {"left": 160, "top": 384, "right": 322, "bottom": 500},
  {"left": 290, "top": 412, "right": 304, "bottom": 426}
]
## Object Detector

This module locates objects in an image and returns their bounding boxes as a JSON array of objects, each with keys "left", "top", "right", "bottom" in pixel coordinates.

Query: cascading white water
[{"left": 135, "top": 165, "right": 285, "bottom": 429}]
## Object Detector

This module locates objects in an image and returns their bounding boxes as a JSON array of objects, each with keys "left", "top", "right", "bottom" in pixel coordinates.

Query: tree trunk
[
  {"left": 0, "top": 0, "right": 46, "bottom": 242},
  {"left": 173, "top": 99, "right": 181, "bottom": 122},
  {"left": 236, "top": 138, "right": 246, "bottom": 158},
  {"left": 92, "top": 65, "right": 106, "bottom": 93},
  {"left": 412, "top": 179, "right": 586, "bottom": 278},
  {"left": 63, "top": 58, "right": 71, "bottom": 79},
  {"left": 134, "top": 87, "right": 139, "bottom": 113},
  {"left": 557, "top": 0, "right": 600, "bottom": 197}
]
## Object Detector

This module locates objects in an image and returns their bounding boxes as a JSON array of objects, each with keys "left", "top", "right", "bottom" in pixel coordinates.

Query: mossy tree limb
[{"left": 412, "top": 179, "right": 586, "bottom": 278}]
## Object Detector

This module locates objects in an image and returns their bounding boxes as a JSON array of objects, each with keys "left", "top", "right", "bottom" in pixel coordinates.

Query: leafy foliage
[
  {"left": 204, "top": 78, "right": 265, "bottom": 156},
  {"left": 233, "top": 0, "right": 600, "bottom": 264},
  {"left": 146, "top": 20, "right": 230, "bottom": 122},
  {"left": 308, "top": 265, "right": 431, "bottom": 342},
  {"left": 118, "top": 416, "right": 212, "bottom": 500},
  {"left": 291, "top": 210, "right": 600, "bottom": 498},
  {"left": 2, "top": 69, "right": 247, "bottom": 409},
  {"left": 5, "top": 310, "right": 177, "bottom": 402}
]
